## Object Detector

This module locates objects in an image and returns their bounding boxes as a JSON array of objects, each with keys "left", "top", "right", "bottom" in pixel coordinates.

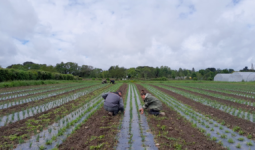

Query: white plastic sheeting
[
  {"left": 214, "top": 74, "right": 231, "bottom": 81},
  {"left": 214, "top": 72, "right": 255, "bottom": 82}
]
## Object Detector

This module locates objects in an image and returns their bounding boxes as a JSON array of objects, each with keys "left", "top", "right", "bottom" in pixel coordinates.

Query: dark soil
[
  {"left": 0, "top": 85, "right": 111, "bottom": 149},
  {"left": 136, "top": 84, "right": 226, "bottom": 150},
  {"left": 58, "top": 84, "right": 128, "bottom": 150},
  {"left": 0, "top": 84, "right": 98, "bottom": 116},
  {"left": 165, "top": 85, "right": 255, "bottom": 112},
  {"left": 152, "top": 85, "right": 255, "bottom": 141}
]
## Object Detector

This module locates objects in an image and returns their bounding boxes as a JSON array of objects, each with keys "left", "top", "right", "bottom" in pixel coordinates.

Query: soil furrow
[
  {"left": 165, "top": 85, "right": 255, "bottom": 112},
  {"left": 0, "top": 85, "right": 111, "bottom": 149},
  {"left": 152, "top": 85, "right": 255, "bottom": 141},
  {"left": 0, "top": 84, "right": 98, "bottom": 116},
  {"left": 137, "top": 84, "right": 226, "bottom": 150},
  {"left": 58, "top": 84, "right": 128, "bottom": 150}
]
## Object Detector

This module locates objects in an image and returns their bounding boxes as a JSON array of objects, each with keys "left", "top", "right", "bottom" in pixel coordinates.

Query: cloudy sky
[{"left": 0, "top": 0, "right": 254, "bottom": 70}]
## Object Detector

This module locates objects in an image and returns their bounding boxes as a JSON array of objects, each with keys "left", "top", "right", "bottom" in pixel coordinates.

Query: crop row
[
  {"left": 159, "top": 84, "right": 255, "bottom": 123},
  {"left": 144, "top": 84, "right": 255, "bottom": 149},
  {"left": 0, "top": 83, "right": 80, "bottom": 100},
  {"left": 0, "top": 84, "right": 104, "bottom": 126},
  {"left": 0, "top": 83, "right": 97, "bottom": 109},
  {"left": 14, "top": 84, "right": 121, "bottom": 150},
  {"left": 0, "top": 84, "right": 114, "bottom": 149}
]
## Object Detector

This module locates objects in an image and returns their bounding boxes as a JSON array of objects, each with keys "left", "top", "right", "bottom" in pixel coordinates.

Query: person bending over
[
  {"left": 110, "top": 80, "right": 115, "bottom": 84},
  {"left": 139, "top": 90, "right": 165, "bottom": 116},
  {"left": 102, "top": 91, "right": 124, "bottom": 116}
]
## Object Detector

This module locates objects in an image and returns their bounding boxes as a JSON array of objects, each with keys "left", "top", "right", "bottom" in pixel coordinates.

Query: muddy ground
[
  {"left": 152, "top": 85, "right": 255, "bottom": 141},
  {"left": 136, "top": 84, "right": 226, "bottom": 150},
  {"left": 58, "top": 83, "right": 128, "bottom": 150}
]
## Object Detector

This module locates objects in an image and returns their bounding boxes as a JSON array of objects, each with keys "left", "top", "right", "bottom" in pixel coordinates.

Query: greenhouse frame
[{"left": 214, "top": 72, "right": 255, "bottom": 82}]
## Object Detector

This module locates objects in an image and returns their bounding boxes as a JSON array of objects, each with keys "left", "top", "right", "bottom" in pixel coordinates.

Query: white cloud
[{"left": 0, "top": 0, "right": 255, "bottom": 71}]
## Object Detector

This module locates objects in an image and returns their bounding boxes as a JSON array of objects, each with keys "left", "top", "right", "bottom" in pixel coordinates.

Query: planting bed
[
  {"left": 1, "top": 81, "right": 255, "bottom": 149},
  {"left": 58, "top": 83, "right": 128, "bottom": 150},
  {"left": 137, "top": 84, "right": 225, "bottom": 150},
  {"left": 0, "top": 84, "right": 111, "bottom": 149},
  {"left": 150, "top": 84, "right": 255, "bottom": 149}
]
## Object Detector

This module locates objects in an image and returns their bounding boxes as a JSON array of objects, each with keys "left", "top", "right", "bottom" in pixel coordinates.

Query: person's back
[
  {"left": 144, "top": 93, "right": 162, "bottom": 111},
  {"left": 104, "top": 92, "right": 123, "bottom": 108},
  {"left": 102, "top": 91, "right": 124, "bottom": 116}
]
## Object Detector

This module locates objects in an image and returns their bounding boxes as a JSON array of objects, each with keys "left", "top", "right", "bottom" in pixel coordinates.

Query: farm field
[{"left": 0, "top": 81, "right": 255, "bottom": 149}]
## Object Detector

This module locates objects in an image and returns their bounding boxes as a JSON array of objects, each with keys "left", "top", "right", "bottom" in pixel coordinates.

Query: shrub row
[{"left": 0, "top": 68, "right": 82, "bottom": 82}]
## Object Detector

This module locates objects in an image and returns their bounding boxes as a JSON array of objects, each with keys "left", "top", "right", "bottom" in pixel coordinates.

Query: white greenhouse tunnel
[{"left": 214, "top": 72, "right": 255, "bottom": 82}]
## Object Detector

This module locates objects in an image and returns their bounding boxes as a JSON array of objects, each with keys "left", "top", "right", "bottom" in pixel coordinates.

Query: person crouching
[
  {"left": 139, "top": 90, "right": 165, "bottom": 116},
  {"left": 102, "top": 91, "right": 124, "bottom": 116}
]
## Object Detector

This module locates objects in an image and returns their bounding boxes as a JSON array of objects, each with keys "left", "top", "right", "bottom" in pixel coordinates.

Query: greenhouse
[
  {"left": 214, "top": 72, "right": 255, "bottom": 82},
  {"left": 214, "top": 74, "right": 231, "bottom": 81}
]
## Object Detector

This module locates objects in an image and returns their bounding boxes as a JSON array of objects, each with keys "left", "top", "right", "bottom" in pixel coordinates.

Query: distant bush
[
  {"left": 150, "top": 77, "right": 168, "bottom": 81},
  {"left": 193, "top": 77, "right": 198, "bottom": 81},
  {"left": 0, "top": 68, "right": 77, "bottom": 82}
]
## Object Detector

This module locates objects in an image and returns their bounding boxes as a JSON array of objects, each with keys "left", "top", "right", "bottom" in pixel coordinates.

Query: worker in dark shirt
[{"left": 110, "top": 80, "right": 115, "bottom": 84}]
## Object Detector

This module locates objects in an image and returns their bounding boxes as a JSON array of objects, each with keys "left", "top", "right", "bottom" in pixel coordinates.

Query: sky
[{"left": 0, "top": 0, "right": 255, "bottom": 71}]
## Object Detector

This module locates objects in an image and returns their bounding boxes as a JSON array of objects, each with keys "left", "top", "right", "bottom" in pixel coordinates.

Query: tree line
[{"left": 2, "top": 61, "right": 237, "bottom": 81}]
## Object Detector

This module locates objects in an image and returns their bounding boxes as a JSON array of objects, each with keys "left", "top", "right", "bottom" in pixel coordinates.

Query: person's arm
[
  {"left": 119, "top": 97, "right": 124, "bottom": 108},
  {"left": 102, "top": 93, "right": 109, "bottom": 99}
]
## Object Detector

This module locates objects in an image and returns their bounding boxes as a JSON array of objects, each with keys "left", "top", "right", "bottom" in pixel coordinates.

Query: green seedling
[
  {"left": 225, "top": 130, "right": 230, "bottom": 133},
  {"left": 247, "top": 134, "right": 252, "bottom": 139},
  {"left": 212, "top": 137, "right": 217, "bottom": 141},
  {"left": 238, "top": 130, "right": 244, "bottom": 135},
  {"left": 237, "top": 137, "right": 244, "bottom": 141},
  {"left": 220, "top": 134, "right": 227, "bottom": 139},
  {"left": 233, "top": 126, "right": 240, "bottom": 132},
  {"left": 246, "top": 141, "right": 253, "bottom": 146},
  {"left": 236, "top": 143, "right": 241, "bottom": 148},
  {"left": 228, "top": 138, "right": 234, "bottom": 144}
]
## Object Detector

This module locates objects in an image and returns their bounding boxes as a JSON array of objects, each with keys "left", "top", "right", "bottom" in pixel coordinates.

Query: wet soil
[
  {"left": 58, "top": 84, "right": 128, "bottom": 150},
  {"left": 0, "top": 85, "right": 111, "bottom": 149},
  {"left": 152, "top": 85, "right": 255, "bottom": 141},
  {"left": 165, "top": 85, "right": 255, "bottom": 112},
  {"left": 0, "top": 84, "right": 98, "bottom": 116},
  {"left": 136, "top": 84, "right": 226, "bottom": 150}
]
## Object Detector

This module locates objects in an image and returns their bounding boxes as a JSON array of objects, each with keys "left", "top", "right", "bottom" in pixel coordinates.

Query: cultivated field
[{"left": 0, "top": 81, "right": 255, "bottom": 150}]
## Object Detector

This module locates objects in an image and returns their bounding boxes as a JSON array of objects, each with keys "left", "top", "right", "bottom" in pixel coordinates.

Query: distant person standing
[
  {"left": 102, "top": 91, "right": 124, "bottom": 116},
  {"left": 139, "top": 90, "right": 165, "bottom": 116},
  {"left": 110, "top": 79, "right": 115, "bottom": 84}
]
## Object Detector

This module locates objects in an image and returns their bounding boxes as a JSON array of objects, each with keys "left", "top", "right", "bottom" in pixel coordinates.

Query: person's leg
[
  {"left": 112, "top": 107, "right": 123, "bottom": 116},
  {"left": 149, "top": 109, "right": 160, "bottom": 116}
]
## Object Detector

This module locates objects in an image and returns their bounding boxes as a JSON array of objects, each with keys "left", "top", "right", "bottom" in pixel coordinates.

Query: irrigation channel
[{"left": 117, "top": 84, "right": 157, "bottom": 150}]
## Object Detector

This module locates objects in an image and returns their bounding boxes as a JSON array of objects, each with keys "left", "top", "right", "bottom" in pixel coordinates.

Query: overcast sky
[{"left": 0, "top": 0, "right": 254, "bottom": 70}]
